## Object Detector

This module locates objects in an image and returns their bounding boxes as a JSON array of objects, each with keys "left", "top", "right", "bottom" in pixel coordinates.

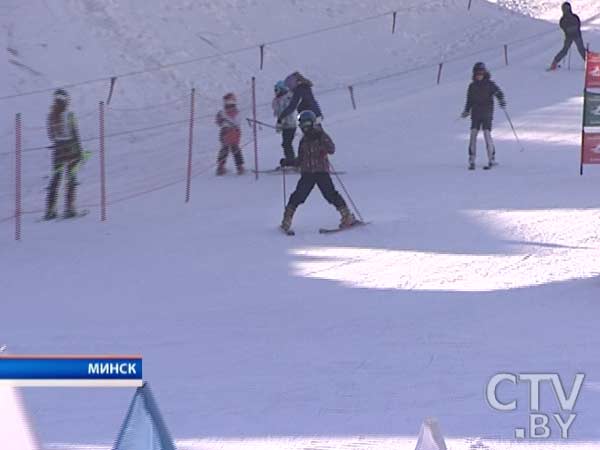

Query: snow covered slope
[{"left": 1, "top": 1, "right": 600, "bottom": 449}]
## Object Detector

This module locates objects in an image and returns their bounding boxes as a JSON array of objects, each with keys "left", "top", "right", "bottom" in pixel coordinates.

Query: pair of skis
[
  {"left": 281, "top": 220, "right": 369, "bottom": 236},
  {"left": 469, "top": 163, "right": 495, "bottom": 170},
  {"left": 37, "top": 209, "right": 90, "bottom": 222},
  {"left": 253, "top": 167, "right": 346, "bottom": 175}
]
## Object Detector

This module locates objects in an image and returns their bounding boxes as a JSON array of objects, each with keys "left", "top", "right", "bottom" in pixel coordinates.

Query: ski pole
[
  {"left": 329, "top": 161, "right": 364, "bottom": 223},
  {"left": 246, "top": 118, "right": 277, "bottom": 129},
  {"left": 503, "top": 108, "right": 525, "bottom": 152},
  {"left": 282, "top": 165, "right": 287, "bottom": 209}
]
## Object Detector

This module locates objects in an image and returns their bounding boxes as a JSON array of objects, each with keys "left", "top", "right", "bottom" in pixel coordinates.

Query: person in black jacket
[
  {"left": 550, "top": 2, "right": 586, "bottom": 70},
  {"left": 277, "top": 72, "right": 323, "bottom": 126},
  {"left": 461, "top": 62, "right": 506, "bottom": 170}
]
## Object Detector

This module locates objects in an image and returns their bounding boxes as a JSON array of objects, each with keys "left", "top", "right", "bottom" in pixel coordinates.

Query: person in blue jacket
[{"left": 277, "top": 72, "right": 323, "bottom": 126}]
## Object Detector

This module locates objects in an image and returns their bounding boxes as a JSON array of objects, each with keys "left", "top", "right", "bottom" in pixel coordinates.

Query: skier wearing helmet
[
  {"left": 280, "top": 110, "right": 356, "bottom": 234},
  {"left": 549, "top": 2, "right": 586, "bottom": 71},
  {"left": 461, "top": 62, "right": 506, "bottom": 170},
  {"left": 272, "top": 80, "right": 297, "bottom": 168},
  {"left": 44, "top": 89, "right": 83, "bottom": 220},
  {"left": 215, "top": 93, "right": 244, "bottom": 175},
  {"left": 278, "top": 72, "right": 323, "bottom": 126}
]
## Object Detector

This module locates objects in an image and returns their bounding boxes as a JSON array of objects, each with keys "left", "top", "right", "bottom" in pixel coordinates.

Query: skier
[
  {"left": 272, "top": 80, "right": 297, "bottom": 168},
  {"left": 549, "top": 2, "right": 586, "bottom": 70},
  {"left": 461, "top": 62, "right": 506, "bottom": 170},
  {"left": 277, "top": 72, "right": 323, "bottom": 127},
  {"left": 44, "top": 89, "right": 83, "bottom": 220},
  {"left": 280, "top": 110, "right": 356, "bottom": 234},
  {"left": 215, "top": 93, "right": 244, "bottom": 175}
]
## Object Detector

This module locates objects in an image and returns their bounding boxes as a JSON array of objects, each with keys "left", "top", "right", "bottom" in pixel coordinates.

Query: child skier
[
  {"left": 45, "top": 89, "right": 83, "bottom": 219},
  {"left": 280, "top": 110, "right": 357, "bottom": 234},
  {"left": 272, "top": 80, "right": 297, "bottom": 168},
  {"left": 461, "top": 62, "right": 506, "bottom": 170},
  {"left": 215, "top": 93, "right": 244, "bottom": 175}
]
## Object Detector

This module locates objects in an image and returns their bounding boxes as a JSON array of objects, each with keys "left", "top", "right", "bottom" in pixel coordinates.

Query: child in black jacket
[{"left": 461, "top": 62, "right": 506, "bottom": 170}]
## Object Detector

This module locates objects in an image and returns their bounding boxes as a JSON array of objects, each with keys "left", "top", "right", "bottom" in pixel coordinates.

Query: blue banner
[{"left": 0, "top": 356, "right": 142, "bottom": 380}]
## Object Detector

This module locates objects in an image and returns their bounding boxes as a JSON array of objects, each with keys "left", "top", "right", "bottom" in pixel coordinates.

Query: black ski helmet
[
  {"left": 473, "top": 62, "right": 486, "bottom": 73},
  {"left": 53, "top": 88, "right": 70, "bottom": 104},
  {"left": 298, "top": 110, "right": 317, "bottom": 130}
]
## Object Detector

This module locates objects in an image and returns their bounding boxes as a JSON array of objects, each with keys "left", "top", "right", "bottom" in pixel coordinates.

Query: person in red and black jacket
[
  {"left": 280, "top": 111, "right": 356, "bottom": 233},
  {"left": 549, "top": 2, "right": 586, "bottom": 70}
]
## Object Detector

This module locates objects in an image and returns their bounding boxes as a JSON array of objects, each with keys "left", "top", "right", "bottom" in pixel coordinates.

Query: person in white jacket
[
  {"left": 272, "top": 80, "right": 297, "bottom": 167},
  {"left": 45, "top": 89, "right": 83, "bottom": 219}
]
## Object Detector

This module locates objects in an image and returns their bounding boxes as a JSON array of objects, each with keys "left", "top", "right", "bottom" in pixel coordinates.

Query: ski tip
[{"left": 319, "top": 221, "right": 370, "bottom": 233}]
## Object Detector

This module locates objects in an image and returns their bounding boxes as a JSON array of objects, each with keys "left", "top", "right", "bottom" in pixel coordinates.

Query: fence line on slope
[{"left": 2, "top": 12, "right": 592, "bottom": 239}]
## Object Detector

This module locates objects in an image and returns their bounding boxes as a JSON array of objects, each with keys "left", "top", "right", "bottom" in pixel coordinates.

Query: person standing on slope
[
  {"left": 549, "top": 2, "right": 586, "bottom": 70},
  {"left": 272, "top": 80, "right": 297, "bottom": 168},
  {"left": 277, "top": 72, "right": 323, "bottom": 128},
  {"left": 45, "top": 89, "right": 83, "bottom": 220},
  {"left": 280, "top": 111, "right": 356, "bottom": 234},
  {"left": 215, "top": 93, "right": 245, "bottom": 176},
  {"left": 461, "top": 62, "right": 506, "bottom": 170}
]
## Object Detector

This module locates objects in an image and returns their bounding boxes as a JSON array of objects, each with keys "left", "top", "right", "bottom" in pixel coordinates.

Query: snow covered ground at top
[{"left": 1, "top": 0, "right": 600, "bottom": 449}]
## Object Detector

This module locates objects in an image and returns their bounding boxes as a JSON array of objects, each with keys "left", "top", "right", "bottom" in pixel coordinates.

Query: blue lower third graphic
[{"left": 0, "top": 355, "right": 143, "bottom": 387}]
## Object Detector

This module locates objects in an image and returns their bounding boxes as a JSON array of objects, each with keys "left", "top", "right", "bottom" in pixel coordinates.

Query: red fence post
[
  {"left": 185, "top": 88, "right": 196, "bottom": 203},
  {"left": 392, "top": 11, "right": 397, "bottom": 34},
  {"left": 348, "top": 86, "right": 357, "bottom": 110},
  {"left": 504, "top": 44, "right": 508, "bottom": 66},
  {"left": 252, "top": 76, "right": 259, "bottom": 180},
  {"left": 437, "top": 63, "right": 444, "bottom": 85},
  {"left": 99, "top": 101, "right": 107, "bottom": 221},
  {"left": 15, "top": 113, "right": 22, "bottom": 241}
]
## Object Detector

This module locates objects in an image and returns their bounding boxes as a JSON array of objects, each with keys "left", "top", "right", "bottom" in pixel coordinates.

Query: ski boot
[
  {"left": 237, "top": 165, "right": 245, "bottom": 175},
  {"left": 468, "top": 163, "right": 475, "bottom": 170},
  {"left": 338, "top": 205, "right": 357, "bottom": 228},
  {"left": 44, "top": 209, "right": 58, "bottom": 221},
  {"left": 63, "top": 208, "right": 77, "bottom": 219},
  {"left": 216, "top": 164, "right": 227, "bottom": 176},
  {"left": 281, "top": 206, "right": 296, "bottom": 232}
]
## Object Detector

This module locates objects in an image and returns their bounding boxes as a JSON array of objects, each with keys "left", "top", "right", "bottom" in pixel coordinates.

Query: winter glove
[
  {"left": 499, "top": 100, "right": 507, "bottom": 109},
  {"left": 461, "top": 111, "right": 470, "bottom": 119},
  {"left": 275, "top": 122, "right": 283, "bottom": 133}
]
